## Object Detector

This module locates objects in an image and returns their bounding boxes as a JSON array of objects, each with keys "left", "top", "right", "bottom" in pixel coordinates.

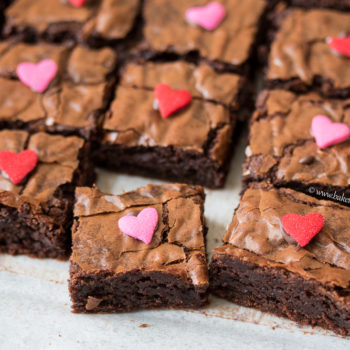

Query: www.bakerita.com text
[{"left": 308, "top": 186, "right": 350, "bottom": 204}]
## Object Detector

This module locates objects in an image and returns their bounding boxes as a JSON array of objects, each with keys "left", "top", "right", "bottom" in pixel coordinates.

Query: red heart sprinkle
[
  {"left": 281, "top": 213, "right": 324, "bottom": 247},
  {"left": 69, "top": 0, "right": 86, "bottom": 7},
  {"left": 154, "top": 83, "right": 192, "bottom": 118},
  {"left": 0, "top": 150, "right": 38, "bottom": 185},
  {"left": 328, "top": 35, "right": 350, "bottom": 57}
]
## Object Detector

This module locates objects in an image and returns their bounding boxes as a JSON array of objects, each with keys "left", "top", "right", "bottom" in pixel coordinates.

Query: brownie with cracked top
[
  {"left": 266, "top": 8, "right": 350, "bottom": 98},
  {"left": 244, "top": 89, "right": 350, "bottom": 206},
  {"left": 69, "top": 184, "right": 208, "bottom": 313},
  {"left": 0, "top": 41, "right": 116, "bottom": 139},
  {"left": 210, "top": 183, "right": 350, "bottom": 335},
  {"left": 0, "top": 129, "right": 94, "bottom": 259},
  {"left": 142, "top": 0, "right": 268, "bottom": 72},
  {"left": 95, "top": 61, "right": 244, "bottom": 188},
  {"left": 3, "top": 0, "right": 140, "bottom": 44}
]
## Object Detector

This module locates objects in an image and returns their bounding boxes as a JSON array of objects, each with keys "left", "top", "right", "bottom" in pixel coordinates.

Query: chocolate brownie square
[
  {"left": 244, "top": 90, "right": 350, "bottom": 206},
  {"left": 143, "top": 0, "right": 268, "bottom": 72},
  {"left": 4, "top": 0, "right": 141, "bottom": 44},
  {"left": 0, "top": 129, "right": 94, "bottom": 259},
  {"left": 210, "top": 183, "right": 350, "bottom": 335},
  {"left": 69, "top": 184, "right": 208, "bottom": 313},
  {"left": 266, "top": 8, "right": 350, "bottom": 98},
  {"left": 0, "top": 42, "right": 116, "bottom": 139},
  {"left": 96, "top": 61, "right": 242, "bottom": 188},
  {"left": 3, "top": 0, "right": 97, "bottom": 42}
]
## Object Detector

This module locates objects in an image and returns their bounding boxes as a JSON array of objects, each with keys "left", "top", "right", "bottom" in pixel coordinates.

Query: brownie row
[{"left": 210, "top": 4, "right": 350, "bottom": 336}]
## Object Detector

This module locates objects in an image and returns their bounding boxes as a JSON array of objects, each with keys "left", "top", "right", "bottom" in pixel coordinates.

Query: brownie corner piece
[
  {"left": 69, "top": 183, "right": 209, "bottom": 313},
  {"left": 210, "top": 183, "right": 350, "bottom": 335},
  {"left": 0, "top": 129, "right": 94, "bottom": 259}
]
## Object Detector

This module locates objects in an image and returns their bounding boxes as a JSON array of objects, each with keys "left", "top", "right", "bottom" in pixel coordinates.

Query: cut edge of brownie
[
  {"left": 69, "top": 262, "right": 209, "bottom": 313},
  {"left": 95, "top": 126, "right": 234, "bottom": 189},
  {"left": 210, "top": 244, "right": 350, "bottom": 336}
]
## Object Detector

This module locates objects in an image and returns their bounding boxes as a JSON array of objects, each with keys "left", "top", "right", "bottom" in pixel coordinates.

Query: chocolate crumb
[{"left": 85, "top": 296, "right": 102, "bottom": 311}]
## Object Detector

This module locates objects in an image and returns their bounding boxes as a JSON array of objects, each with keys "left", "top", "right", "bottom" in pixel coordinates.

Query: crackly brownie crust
[
  {"left": 0, "top": 130, "right": 95, "bottom": 259},
  {"left": 210, "top": 183, "right": 350, "bottom": 335},
  {"left": 244, "top": 90, "right": 350, "bottom": 206},
  {"left": 0, "top": 41, "right": 116, "bottom": 139},
  {"left": 96, "top": 61, "right": 241, "bottom": 188},
  {"left": 69, "top": 184, "right": 209, "bottom": 313},
  {"left": 265, "top": 8, "right": 350, "bottom": 98},
  {"left": 142, "top": 0, "right": 268, "bottom": 72}
]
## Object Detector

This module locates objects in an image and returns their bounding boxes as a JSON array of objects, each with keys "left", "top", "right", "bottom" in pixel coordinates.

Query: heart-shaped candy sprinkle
[
  {"left": 154, "top": 83, "right": 192, "bottom": 118},
  {"left": 69, "top": 0, "right": 86, "bottom": 7},
  {"left": 118, "top": 208, "right": 158, "bottom": 244},
  {"left": 282, "top": 213, "right": 324, "bottom": 247},
  {"left": 17, "top": 59, "right": 58, "bottom": 93},
  {"left": 185, "top": 2, "right": 226, "bottom": 31},
  {"left": 328, "top": 35, "right": 350, "bottom": 57},
  {"left": 0, "top": 150, "right": 38, "bottom": 185},
  {"left": 311, "top": 115, "right": 350, "bottom": 149}
]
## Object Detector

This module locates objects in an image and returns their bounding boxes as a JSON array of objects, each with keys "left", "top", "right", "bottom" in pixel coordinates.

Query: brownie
[
  {"left": 0, "top": 42, "right": 116, "bottom": 139},
  {"left": 69, "top": 184, "right": 209, "bottom": 313},
  {"left": 0, "top": 129, "right": 94, "bottom": 259},
  {"left": 95, "top": 61, "right": 242, "bottom": 188},
  {"left": 266, "top": 8, "right": 350, "bottom": 98},
  {"left": 142, "top": 0, "right": 268, "bottom": 72},
  {"left": 287, "top": 0, "right": 350, "bottom": 11},
  {"left": 244, "top": 90, "right": 350, "bottom": 206},
  {"left": 210, "top": 183, "right": 350, "bottom": 335},
  {"left": 4, "top": 0, "right": 140, "bottom": 44},
  {"left": 3, "top": 0, "right": 97, "bottom": 42}
]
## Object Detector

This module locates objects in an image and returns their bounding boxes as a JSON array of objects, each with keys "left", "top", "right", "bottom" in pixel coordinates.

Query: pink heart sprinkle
[
  {"left": 118, "top": 208, "right": 158, "bottom": 244},
  {"left": 17, "top": 59, "right": 58, "bottom": 93},
  {"left": 311, "top": 115, "right": 350, "bottom": 149},
  {"left": 69, "top": 0, "right": 86, "bottom": 7},
  {"left": 185, "top": 2, "right": 226, "bottom": 31}
]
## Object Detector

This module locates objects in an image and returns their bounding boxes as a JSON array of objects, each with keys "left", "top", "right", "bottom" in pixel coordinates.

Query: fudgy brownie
[
  {"left": 96, "top": 61, "right": 242, "bottom": 188},
  {"left": 0, "top": 41, "right": 116, "bottom": 139},
  {"left": 3, "top": 0, "right": 97, "bottom": 42},
  {"left": 210, "top": 183, "right": 350, "bottom": 335},
  {"left": 287, "top": 0, "right": 350, "bottom": 11},
  {"left": 266, "top": 8, "right": 350, "bottom": 98},
  {"left": 142, "top": 0, "right": 268, "bottom": 72},
  {"left": 0, "top": 129, "right": 94, "bottom": 259},
  {"left": 3, "top": 0, "right": 140, "bottom": 44},
  {"left": 244, "top": 90, "right": 350, "bottom": 206},
  {"left": 69, "top": 184, "right": 209, "bottom": 313}
]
